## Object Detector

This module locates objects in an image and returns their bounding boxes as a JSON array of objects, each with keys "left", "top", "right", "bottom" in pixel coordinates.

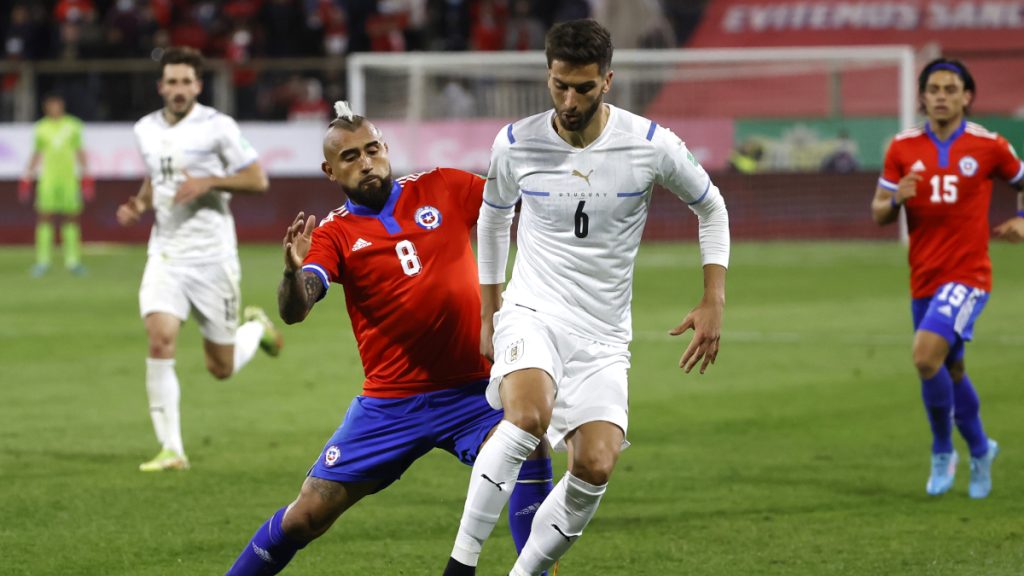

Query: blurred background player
[
  {"left": 445, "top": 19, "right": 730, "bottom": 576},
  {"left": 115, "top": 46, "right": 281, "bottom": 472},
  {"left": 226, "top": 102, "right": 552, "bottom": 575},
  {"left": 871, "top": 58, "right": 1024, "bottom": 499},
  {"left": 19, "top": 92, "right": 93, "bottom": 277}
]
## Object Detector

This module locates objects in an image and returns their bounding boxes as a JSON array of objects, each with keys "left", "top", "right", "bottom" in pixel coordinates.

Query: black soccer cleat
[{"left": 443, "top": 557, "right": 476, "bottom": 576}]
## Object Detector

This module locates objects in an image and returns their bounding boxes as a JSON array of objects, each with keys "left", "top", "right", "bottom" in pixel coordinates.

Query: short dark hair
[
  {"left": 160, "top": 46, "right": 204, "bottom": 78},
  {"left": 545, "top": 19, "right": 614, "bottom": 74},
  {"left": 918, "top": 58, "right": 975, "bottom": 115}
]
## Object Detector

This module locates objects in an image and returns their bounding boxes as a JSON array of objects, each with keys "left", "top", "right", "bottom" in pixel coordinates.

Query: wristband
[
  {"left": 890, "top": 195, "right": 901, "bottom": 208},
  {"left": 1017, "top": 210, "right": 1024, "bottom": 218}
]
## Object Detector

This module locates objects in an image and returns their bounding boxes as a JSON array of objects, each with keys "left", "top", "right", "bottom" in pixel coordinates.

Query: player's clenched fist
[
  {"left": 893, "top": 172, "right": 923, "bottom": 206},
  {"left": 116, "top": 195, "right": 145, "bottom": 226},
  {"left": 283, "top": 212, "right": 317, "bottom": 270}
]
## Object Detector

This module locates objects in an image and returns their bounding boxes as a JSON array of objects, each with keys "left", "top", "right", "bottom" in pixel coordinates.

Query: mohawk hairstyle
[{"left": 328, "top": 100, "right": 369, "bottom": 131}]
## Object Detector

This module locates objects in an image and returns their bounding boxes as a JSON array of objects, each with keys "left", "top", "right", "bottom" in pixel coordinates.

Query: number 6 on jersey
[{"left": 395, "top": 239, "right": 422, "bottom": 276}]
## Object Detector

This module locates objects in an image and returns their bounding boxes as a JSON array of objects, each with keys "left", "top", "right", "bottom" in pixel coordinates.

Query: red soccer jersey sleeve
[
  {"left": 880, "top": 122, "right": 1024, "bottom": 298},
  {"left": 301, "top": 169, "right": 490, "bottom": 398}
]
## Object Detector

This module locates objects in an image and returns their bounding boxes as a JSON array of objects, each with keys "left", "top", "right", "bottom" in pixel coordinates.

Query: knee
[
  {"left": 504, "top": 410, "right": 549, "bottom": 440},
  {"left": 147, "top": 333, "right": 176, "bottom": 359},
  {"left": 282, "top": 485, "right": 347, "bottom": 544},
  {"left": 280, "top": 506, "right": 331, "bottom": 545},
  {"left": 571, "top": 451, "right": 617, "bottom": 486},
  {"left": 912, "top": 348, "right": 942, "bottom": 379},
  {"left": 205, "top": 357, "right": 233, "bottom": 381}
]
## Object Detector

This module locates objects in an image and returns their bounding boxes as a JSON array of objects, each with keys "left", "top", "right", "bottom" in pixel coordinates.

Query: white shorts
[
  {"left": 487, "top": 304, "right": 631, "bottom": 452},
  {"left": 139, "top": 257, "right": 241, "bottom": 345}
]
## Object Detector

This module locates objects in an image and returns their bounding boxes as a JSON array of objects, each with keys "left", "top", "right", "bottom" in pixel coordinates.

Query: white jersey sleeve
[
  {"left": 653, "top": 126, "right": 730, "bottom": 269},
  {"left": 213, "top": 114, "right": 259, "bottom": 174},
  {"left": 477, "top": 125, "right": 519, "bottom": 285}
]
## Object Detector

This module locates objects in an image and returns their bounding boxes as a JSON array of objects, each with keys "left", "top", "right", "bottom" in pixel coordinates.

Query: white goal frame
[{"left": 347, "top": 45, "right": 917, "bottom": 130}]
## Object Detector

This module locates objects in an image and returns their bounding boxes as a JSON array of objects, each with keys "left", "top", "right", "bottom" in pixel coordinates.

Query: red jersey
[
  {"left": 880, "top": 121, "right": 1024, "bottom": 298},
  {"left": 302, "top": 168, "right": 490, "bottom": 398}
]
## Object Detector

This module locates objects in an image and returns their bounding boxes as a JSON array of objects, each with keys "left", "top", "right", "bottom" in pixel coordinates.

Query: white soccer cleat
[
  {"left": 926, "top": 450, "right": 958, "bottom": 496},
  {"left": 139, "top": 449, "right": 190, "bottom": 472},
  {"left": 244, "top": 306, "right": 283, "bottom": 357},
  {"left": 968, "top": 439, "right": 998, "bottom": 499}
]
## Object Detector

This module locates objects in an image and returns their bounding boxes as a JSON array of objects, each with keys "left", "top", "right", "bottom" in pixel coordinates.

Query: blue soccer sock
[
  {"left": 226, "top": 506, "right": 306, "bottom": 576},
  {"left": 509, "top": 458, "right": 553, "bottom": 552},
  {"left": 921, "top": 367, "right": 954, "bottom": 454},
  {"left": 509, "top": 457, "right": 553, "bottom": 576},
  {"left": 953, "top": 373, "right": 989, "bottom": 458}
]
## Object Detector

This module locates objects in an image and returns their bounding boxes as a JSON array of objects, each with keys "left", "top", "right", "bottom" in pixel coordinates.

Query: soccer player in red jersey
[
  {"left": 871, "top": 58, "right": 1024, "bottom": 499},
  {"left": 226, "top": 103, "right": 552, "bottom": 574}
]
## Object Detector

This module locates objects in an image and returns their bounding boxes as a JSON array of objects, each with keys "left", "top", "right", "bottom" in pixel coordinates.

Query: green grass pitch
[{"left": 2, "top": 241, "right": 1023, "bottom": 575}]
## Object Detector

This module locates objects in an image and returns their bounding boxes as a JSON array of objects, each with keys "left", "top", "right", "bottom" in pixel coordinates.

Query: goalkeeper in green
[{"left": 20, "top": 93, "right": 93, "bottom": 276}]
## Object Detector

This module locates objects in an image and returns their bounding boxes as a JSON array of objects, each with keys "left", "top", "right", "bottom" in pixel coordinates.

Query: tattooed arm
[
  {"left": 279, "top": 212, "right": 323, "bottom": 324},
  {"left": 279, "top": 269, "right": 324, "bottom": 324}
]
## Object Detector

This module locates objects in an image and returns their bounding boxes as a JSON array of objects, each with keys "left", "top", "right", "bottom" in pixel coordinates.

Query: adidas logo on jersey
[
  {"left": 911, "top": 160, "right": 926, "bottom": 172},
  {"left": 351, "top": 238, "right": 372, "bottom": 252}
]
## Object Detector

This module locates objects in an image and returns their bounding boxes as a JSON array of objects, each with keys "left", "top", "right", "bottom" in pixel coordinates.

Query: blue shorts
[
  {"left": 911, "top": 281, "right": 989, "bottom": 362},
  {"left": 308, "top": 380, "right": 502, "bottom": 491}
]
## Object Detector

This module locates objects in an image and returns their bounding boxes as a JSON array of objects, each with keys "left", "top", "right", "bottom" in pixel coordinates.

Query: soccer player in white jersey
[
  {"left": 115, "top": 47, "right": 282, "bottom": 472},
  {"left": 444, "top": 19, "right": 730, "bottom": 576}
]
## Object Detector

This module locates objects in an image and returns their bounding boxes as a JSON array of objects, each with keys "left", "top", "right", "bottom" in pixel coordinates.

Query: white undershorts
[
  {"left": 139, "top": 257, "right": 241, "bottom": 345},
  {"left": 486, "top": 304, "right": 630, "bottom": 452}
]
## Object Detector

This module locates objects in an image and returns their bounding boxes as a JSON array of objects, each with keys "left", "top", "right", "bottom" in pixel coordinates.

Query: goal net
[{"left": 347, "top": 46, "right": 916, "bottom": 240}]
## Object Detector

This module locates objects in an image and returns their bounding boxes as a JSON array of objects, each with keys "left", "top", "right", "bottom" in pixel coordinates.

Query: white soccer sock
[
  {"left": 451, "top": 420, "right": 540, "bottom": 566},
  {"left": 511, "top": 472, "right": 607, "bottom": 575},
  {"left": 146, "top": 358, "right": 183, "bottom": 455},
  {"left": 232, "top": 320, "right": 264, "bottom": 375}
]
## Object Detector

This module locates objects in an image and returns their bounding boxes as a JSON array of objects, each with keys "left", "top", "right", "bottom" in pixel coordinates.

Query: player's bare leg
[
  {"left": 203, "top": 308, "right": 282, "bottom": 380},
  {"left": 204, "top": 341, "right": 236, "bottom": 381},
  {"left": 226, "top": 477, "right": 379, "bottom": 574},
  {"left": 140, "top": 312, "right": 188, "bottom": 471},
  {"left": 446, "top": 369, "right": 553, "bottom": 575},
  {"left": 510, "top": 421, "right": 621, "bottom": 576}
]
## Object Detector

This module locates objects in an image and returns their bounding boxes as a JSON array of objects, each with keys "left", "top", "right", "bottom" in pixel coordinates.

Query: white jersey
[
  {"left": 134, "top": 102, "right": 259, "bottom": 263},
  {"left": 478, "top": 104, "right": 730, "bottom": 344}
]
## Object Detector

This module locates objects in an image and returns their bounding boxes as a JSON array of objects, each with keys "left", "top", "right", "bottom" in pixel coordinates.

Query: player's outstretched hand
[
  {"left": 993, "top": 216, "right": 1024, "bottom": 243},
  {"left": 18, "top": 177, "right": 32, "bottom": 203},
  {"left": 284, "top": 212, "right": 316, "bottom": 271},
  {"left": 893, "top": 172, "right": 923, "bottom": 205},
  {"left": 669, "top": 300, "right": 723, "bottom": 374},
  {"left": 174, "top": 170, "right": 212, "bottom": 204},
  {"left": 116, "top": 195, "right": 144, "bottom": 226}
]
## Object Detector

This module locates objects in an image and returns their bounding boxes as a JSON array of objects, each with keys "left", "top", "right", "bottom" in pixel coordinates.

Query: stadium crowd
[{"left": 1, "top": 0, "right": 708, "bottom": 121}]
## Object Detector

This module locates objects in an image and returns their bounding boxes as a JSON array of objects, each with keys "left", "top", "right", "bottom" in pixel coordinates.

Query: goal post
[
  {"left": 347, "top": 45, "right": 917, "bottom": 241},
  {"left": 348, "top": 46, "right": 916, "bottom": 129}
]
